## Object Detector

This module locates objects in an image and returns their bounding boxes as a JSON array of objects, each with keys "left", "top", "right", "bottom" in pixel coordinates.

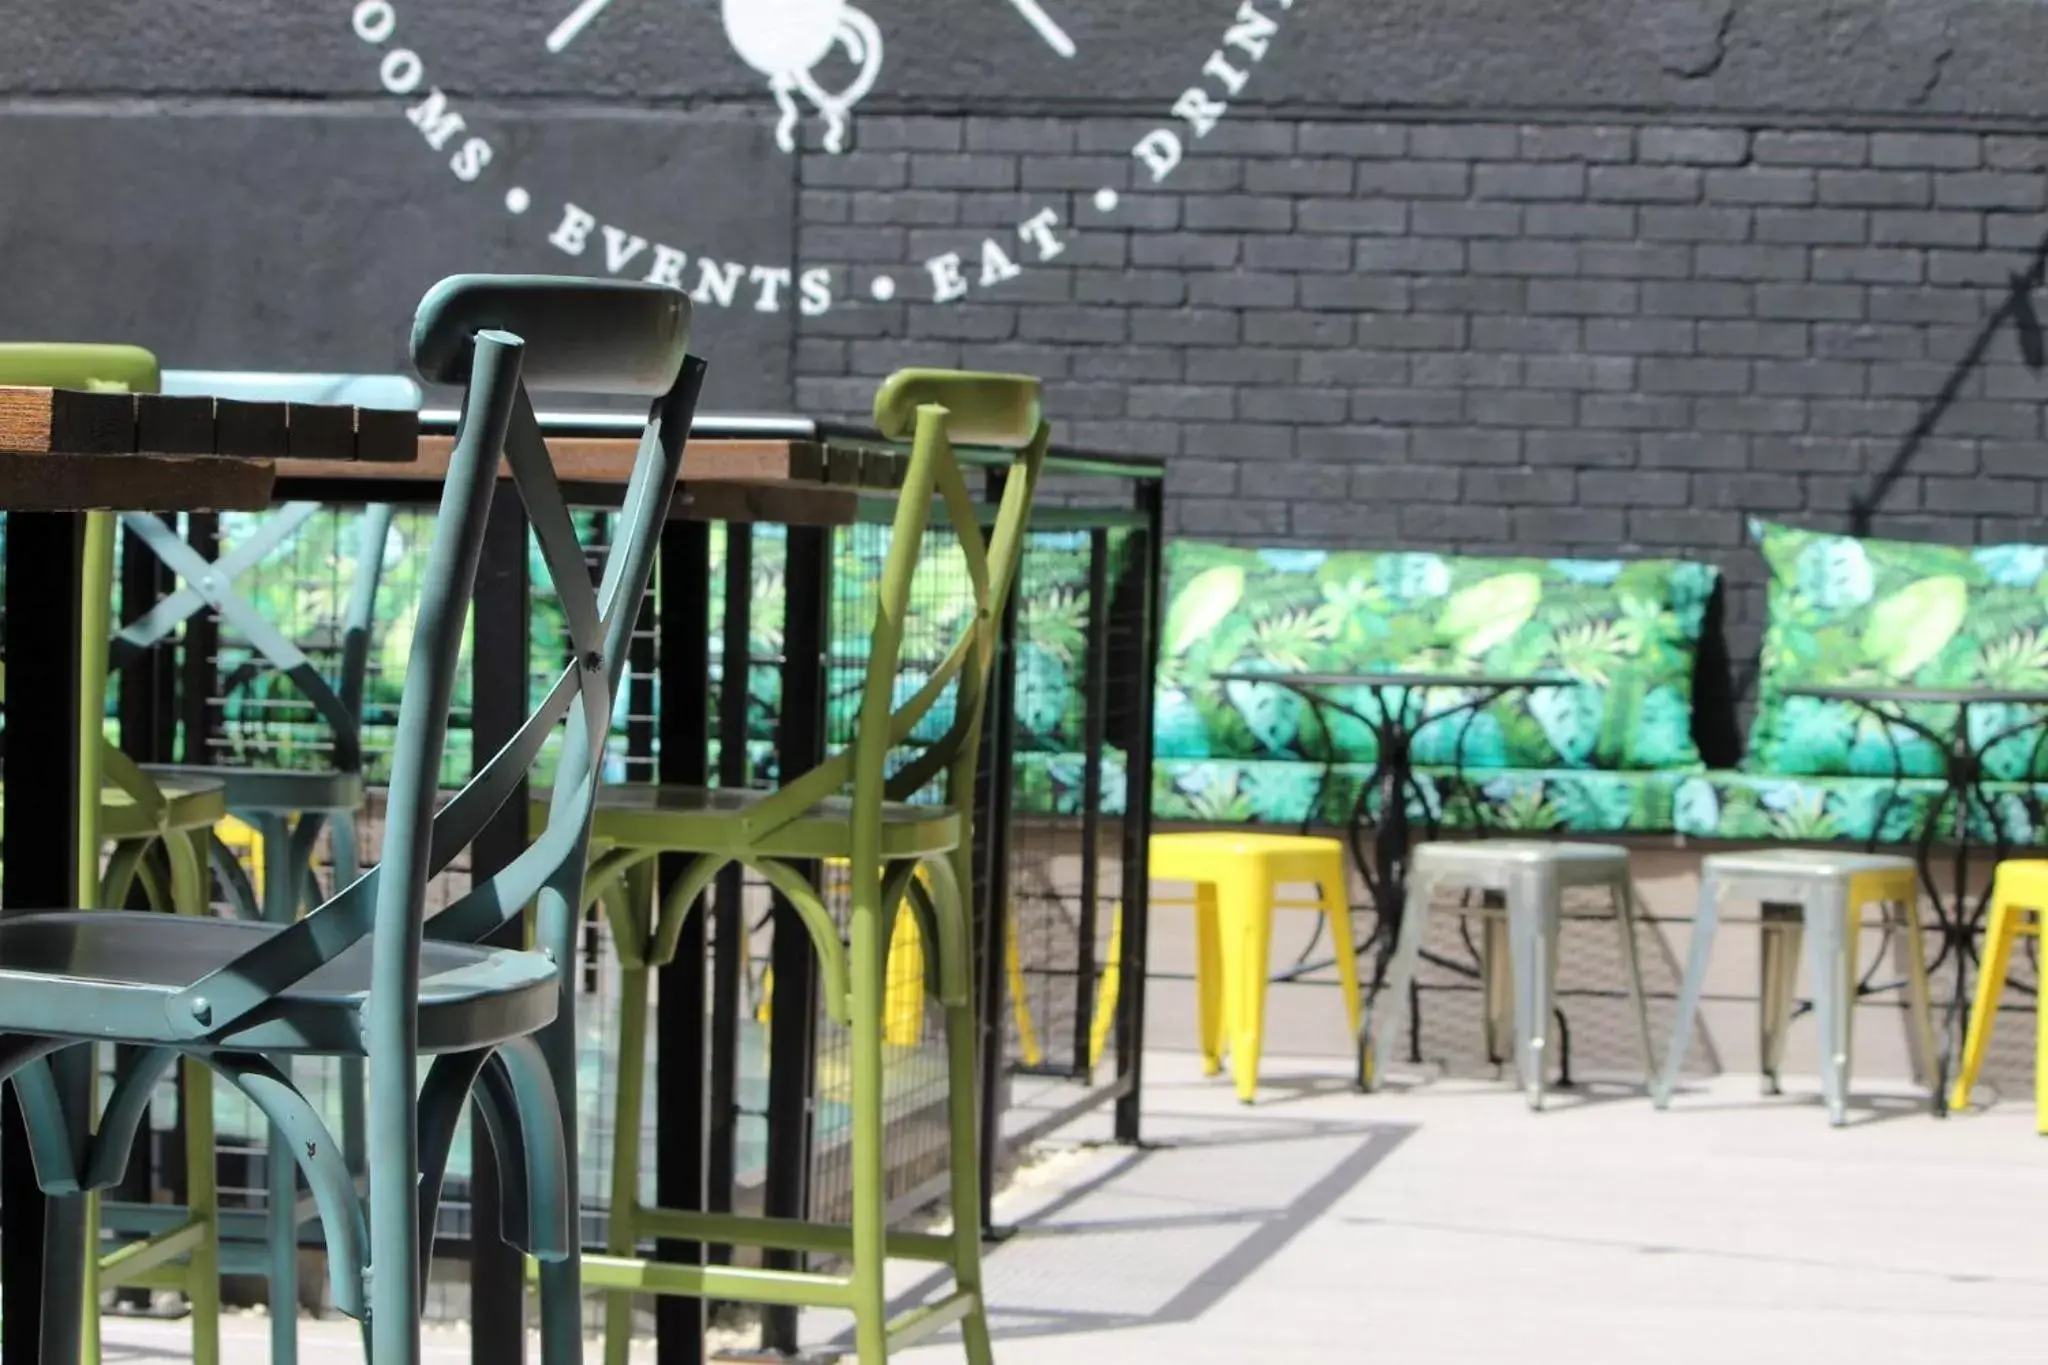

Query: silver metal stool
[
  {"left": 1368, "top": 840, "right": 1655, "bottom": 1110},
  {"left": 1653, "top": 848, "right": 1939, "bottom": 1127}
]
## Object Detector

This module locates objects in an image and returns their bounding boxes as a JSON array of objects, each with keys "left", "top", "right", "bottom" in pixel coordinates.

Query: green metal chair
[
  {"left": 0, "top": 274, "right": 703, "bottom": 1364},
  {"left": 111, "top": 369, "right": 415, "bottom": 1364},
  {"left": 567, "top": 368, "right": 1048, "bottom": 1364},
  {"left": 0, "top": 341, "right": 230, "bottom": 1365}
]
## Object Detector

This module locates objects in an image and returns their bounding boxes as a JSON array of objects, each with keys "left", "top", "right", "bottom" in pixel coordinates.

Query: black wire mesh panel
[{"left": 1006, "top": 524, "right": 1136, "bottom": 1088}]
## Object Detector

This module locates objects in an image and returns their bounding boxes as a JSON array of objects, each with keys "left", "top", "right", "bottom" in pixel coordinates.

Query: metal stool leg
[
  {"left": 1611, "top": 873, "right": 1657, "bottom": 1085},
  {"left": 1480, "top": 914, "right": 1512, "bottom": 1068},
  {"left": 1950, "top": 891, "right": 2021, "bottom": 1113},
  {"left": 1804, "top": 881, "right": 1852, "bottom": 1127},
  {"left": 1655, "top": 871, "right": 1721, "bottom": 1107},
  {"left": 1889, "top": 890, "right": 1940, "bottom": 1106},
  {"left": 1506, "top": 868, "right": 1562, "bottom": 1111},
  {"left": 1758, "top": 901, "right": 1804, "bottom": 1097}
]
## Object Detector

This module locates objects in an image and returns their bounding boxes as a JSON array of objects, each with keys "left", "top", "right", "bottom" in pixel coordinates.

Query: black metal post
[
  {"left": 760, "top": 523, "right": 829, "bottom": 1355},
  {"left": 471, "top": 495, "right": 532, "bottom": 1365},
  {"left": 1072, "top": 528, "right": 1111, "bottom": 1082},
  {"left": 116, "top": 524, "right": 177, "bottom": 762},
  {"left": 655, "top": 519, "right": 712, "bottom": 1365},
  {"left": 1113, "top": 481, "right": 1164, "bottom": 1145},
  {"left": 975, "top": 472, "right": 1020, "bottom": 1234},
  {"left": 178, "top": 514, "right": 221, "bottom": 765},
  {"left": 607, "top": 549, "right": 657, "bottom": 995},
  {"left": 3, "top": 512, "right": 88, "bottom": 1365},
  {"left": 112, "top": 522, "right": 177, "bottom": 1308},
  {"left": 707, "top": 525, "right": 752, "bottom": 1272}
]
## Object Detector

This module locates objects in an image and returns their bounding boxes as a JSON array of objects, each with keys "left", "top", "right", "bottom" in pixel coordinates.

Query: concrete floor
[
  {"left": 100, "top": 1046, "right": 2045, "bottom": 1364},
  {"left": 877, "top": 1049, "right": 2048, "bottom": 1365}
]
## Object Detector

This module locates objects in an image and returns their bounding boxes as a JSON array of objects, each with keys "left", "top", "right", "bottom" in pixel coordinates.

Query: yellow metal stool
[
  {"left": 1951, "top": 859, "right": 2048, "bottom": 1134},
  {"left": 1151, "top": 832, "right": 1361, "bottom": 1102}
]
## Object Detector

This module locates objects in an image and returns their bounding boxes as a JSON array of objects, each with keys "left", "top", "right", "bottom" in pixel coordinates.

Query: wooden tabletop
[
  {"left": 0, "top": 383, "right": 417, "bottom": 511},
  {"left": 0, "top": 384, "right": 908, "bottom": 524},
  {"left": 276, "top": 434, "right": 906, "bottom": 527}
]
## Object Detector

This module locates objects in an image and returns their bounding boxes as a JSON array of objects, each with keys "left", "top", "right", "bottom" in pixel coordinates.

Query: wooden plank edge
[{"left": 0, "top": 451, "right": 275, "bottom": 511}]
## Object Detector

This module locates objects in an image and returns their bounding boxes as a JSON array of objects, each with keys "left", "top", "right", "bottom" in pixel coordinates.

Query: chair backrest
[
  {"left": 738, "top": 369, "right": 1048, "bottom": 858},
  {"left": 162, "top": 276, "right": 702, "bottom": 1045},
  {"left": 108, "top": 371, "right": 425, "bottom": 774},
  {"left": 0, "top": 342, "right": 159, "bottom": 394},
  {"left": 411, "top": 274, "right": 691, "bottom": 394}
]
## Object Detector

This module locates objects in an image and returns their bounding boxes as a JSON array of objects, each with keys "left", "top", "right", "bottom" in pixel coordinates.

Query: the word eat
[{"left": 924, "top": 209, "right": 1068, "bottom": 304}]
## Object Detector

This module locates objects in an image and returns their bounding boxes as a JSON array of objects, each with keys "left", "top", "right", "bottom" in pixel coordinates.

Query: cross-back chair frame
[{"left": 0, "top": 278, "right": 702, "bottom": 1365}]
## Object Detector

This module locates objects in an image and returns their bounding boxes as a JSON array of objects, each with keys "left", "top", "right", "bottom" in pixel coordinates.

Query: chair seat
[
  {"left": 0, "top": 912, "right": 556, "bottom": 1055},
  {"left": 1, "top": 774, "right": 228, "bottom": 841},
  {"left": 1702, "top": 848, "right": 1916, "bottom": 881},
  {"left": 1150, "top": 832, "right": 1349, "bottom": 889},
  {"left": 141, "top": 764, "right": 364, "bottom": 817},
  {"left": 549, "top": 785, "right": 963, "bottom": 861},
  {"left": 1701, "top": 847, "right": 1918, "bottom": 911},
  {"left": 1413, "top": 839, "right": 1630, "bottom": 891}
]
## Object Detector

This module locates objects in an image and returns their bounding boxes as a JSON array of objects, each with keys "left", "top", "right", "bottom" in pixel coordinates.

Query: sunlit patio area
[{"left": 101, "top": 1041, "right": 2048, "bottom": 1365}]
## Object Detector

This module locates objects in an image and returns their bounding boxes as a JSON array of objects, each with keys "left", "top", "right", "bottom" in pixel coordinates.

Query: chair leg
[
  {"left": 935, "top": 863, "right": 994, "bottom": 1365},
  {"left": 1758, "top": 903, "right": 1804, "bottom": 1097},
  {"left": 258, "top": 814, "right": 300, "bottom": 1364},
  {"left": 169, "top": 829, "right": 221, "bottom": 1365},
  {"left": 1192, "top": 882, "right": 1224, "bottom": 1078},
  {"left": 532, "top": 861, "right": 586, "bottom": 1365},
  {"left": 332, "top": 813, "right": 368, "bottom": 1181},
  {"left": 848, "top": 878, "right": 890, "bottom": 1363},
  {"left": 366, "top": 1063, "right": 423, "bottom": 1365},
  {"left": 1611, "top": 876, "right": 1657, "bottom": 1087},
  {"left": 1950, "top": 893, "right": 2021, "bottom": 1113},
  {"left": 1655, "top": 873, "right": 1720, "bottom": 1108},
  {"left": 602, "top": 884, "right": 653, "bottom": 1365},
  {"left": 82, "top": 1098, "right": 102, "bottom": 1365}
]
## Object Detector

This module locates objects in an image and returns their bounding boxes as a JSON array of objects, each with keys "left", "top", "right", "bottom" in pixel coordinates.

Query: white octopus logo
[
  {"left": 721, "top": 0, "right": 883, "bottom": 153},
  {"left": 547, "top": 0, "right": 890, "bottom": 152},
  {"left": 546, "top": 0, "right": 1082, "bottom": 154}
]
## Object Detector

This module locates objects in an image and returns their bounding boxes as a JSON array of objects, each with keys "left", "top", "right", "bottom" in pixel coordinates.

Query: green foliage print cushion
[
  {"left": 1158, "top": 541, "right": 1719, "bottom": 771},
  {"left": 1747, "top": 519, "right": 2048, "bottom": 778}
]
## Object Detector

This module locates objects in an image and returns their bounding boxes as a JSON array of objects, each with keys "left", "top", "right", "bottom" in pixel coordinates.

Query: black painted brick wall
[{"left": 792, "top": 115, "right": 2048, "bottom": 711}]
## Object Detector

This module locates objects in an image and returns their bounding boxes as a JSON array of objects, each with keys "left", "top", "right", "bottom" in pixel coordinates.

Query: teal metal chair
[
  {"left": 0, "top": 274, "right": 702, "bottom": 1363},
  {"left": 567, "top": 368, "right": 1048, "bottom": 1364},
  {"left": 104, "top": 369, "right": 415, "bottom": 1361},
  {"left": 0, "top": 341, "right": 230, "bottom": 1365}
]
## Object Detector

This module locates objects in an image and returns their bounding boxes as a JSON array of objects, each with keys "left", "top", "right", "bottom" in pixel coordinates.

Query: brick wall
[{"left": 791, "top": 115, "right": 2048, "bottom": 715}]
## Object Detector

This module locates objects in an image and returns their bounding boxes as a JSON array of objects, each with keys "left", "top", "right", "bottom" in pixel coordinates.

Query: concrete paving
[
  {"left": 875, "top": 1050, "right": 2048, "bottom": 1365},
  {"left": 99, "top": 1045, "right": 2048, "bottom": 1363}
]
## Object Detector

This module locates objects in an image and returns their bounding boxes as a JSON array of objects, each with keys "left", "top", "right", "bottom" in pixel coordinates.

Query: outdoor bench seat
[{"left": 1120, "top": 540, "right": 1727, "bottom": 835}]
